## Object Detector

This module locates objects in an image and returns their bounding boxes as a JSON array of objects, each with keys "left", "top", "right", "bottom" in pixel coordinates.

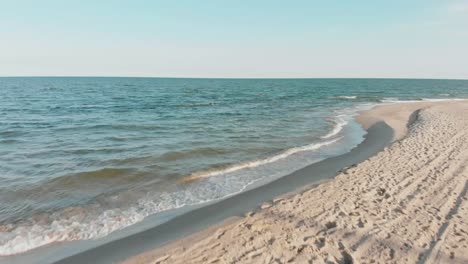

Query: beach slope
[{"left": 125, "top": 101, "right": 468, "bottom": 264}]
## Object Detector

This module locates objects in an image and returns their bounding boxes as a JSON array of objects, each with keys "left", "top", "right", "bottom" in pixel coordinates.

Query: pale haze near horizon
[{"left": 1, "top": 0, "right": 468, "bottom": 79}]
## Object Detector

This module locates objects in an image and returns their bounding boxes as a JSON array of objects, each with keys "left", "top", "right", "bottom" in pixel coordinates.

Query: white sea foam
[
  {"left": 183, "top": 137, "right": 342, "bottom": 182},
  {"left": 321, "top": 116, "right": 348, "bottom": 139},
  {"left": 0, "top": 191, "right": 206, "bottom": 255},
  {"left": 421, "top": 98, "right": 466, "bottom": 102},
  {"left": 336, "top": 95, "right": 357, "bottom": 99},
  {"left": 380, "top": 97, "right": 402, "bottom": 103}
]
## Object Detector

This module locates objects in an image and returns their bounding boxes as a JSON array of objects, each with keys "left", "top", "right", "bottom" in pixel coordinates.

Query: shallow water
[{"left": 0, "top": 77, "right": 467, "bottom": 255}]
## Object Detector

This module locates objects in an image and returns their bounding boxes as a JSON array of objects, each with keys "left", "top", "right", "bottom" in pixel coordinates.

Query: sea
[{"left": 1, "top": 77, "right": 467, "bottom": 255}]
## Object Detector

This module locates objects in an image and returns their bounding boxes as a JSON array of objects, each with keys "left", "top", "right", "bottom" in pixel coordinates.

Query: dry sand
[{"left": 124, "top": 101, "right": 468, "bottom": 264}]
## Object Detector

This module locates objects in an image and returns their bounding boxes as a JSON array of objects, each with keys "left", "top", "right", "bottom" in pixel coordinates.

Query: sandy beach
[
  {"left": 122, "top": 101, "right": 468, "bottom": 264},
  {"left": 3, "top": 1, "right": 468, "bottom": 262}
]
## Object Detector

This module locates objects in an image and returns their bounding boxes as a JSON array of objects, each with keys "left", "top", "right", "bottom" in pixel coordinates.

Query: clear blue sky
[{"left": 1, "top": 0, "right": 467, "bottom": 78}]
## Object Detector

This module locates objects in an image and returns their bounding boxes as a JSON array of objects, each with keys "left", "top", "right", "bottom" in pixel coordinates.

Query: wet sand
[{"left": 122, "top": 101, "right": 468, "bottom": 264}]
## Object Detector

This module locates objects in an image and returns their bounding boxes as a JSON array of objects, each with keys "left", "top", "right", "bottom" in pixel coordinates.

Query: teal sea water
[{"left": 1, "top": 77, "right": 467, "bottom": 254}]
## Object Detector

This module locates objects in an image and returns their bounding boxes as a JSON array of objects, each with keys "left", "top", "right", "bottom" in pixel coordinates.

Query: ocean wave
[
  {"left": 184, "top": 102, "right": 217, "bottom": 107},
  {"left": 321, "top": 116, "right": 348, "bottom": 139},
  {"left": 103, "top": 148, "right": 232, "bottom": 166},
  {"left": 332, "top": 95, "right": 357, "bottom": 100},
  {"left": 58, "top": 168, "right": 135, "bottom": 182},
  {"left": 0, "top": 130, "right": 21, "bottom": 137},
  {"left": 0, "top": 179, "right": 252, "bottom": 256},
  {"left": 379, "top": 97, "right": 401, "bottom": 103},
  {"left": 0, "top": 178, "right": 233, "bottom": 256},
  {"left": 0, "top": 139, "right": 19, "bottom": 144},
  {"left": 0, "top": 205, "right": 147, "bottom": 255},
  {"left": 13, "top": 168, "right": 143, "bottom": 197},
  {"left": 180, "top": 137, "right": 342, "bottom": 182},
  {"left": 54, "top": 124, "right": 163, "bottom": 132}
]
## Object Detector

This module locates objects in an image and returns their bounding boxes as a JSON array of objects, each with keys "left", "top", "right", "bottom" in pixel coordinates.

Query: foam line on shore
[
  {"left": 181, "top": 137, "right": 342, "bottom": 183},
  {"left": 321, "top": 116, "right": 348, "bottom": 139}
]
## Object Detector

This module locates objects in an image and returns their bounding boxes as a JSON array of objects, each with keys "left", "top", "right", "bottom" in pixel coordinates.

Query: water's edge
[{"left": 27, "top": 120, "right": 394, "bottom": 264}]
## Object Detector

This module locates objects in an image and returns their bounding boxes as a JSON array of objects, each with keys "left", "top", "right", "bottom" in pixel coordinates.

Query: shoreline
[
  {"left": 52, "top": 102, "right": 406, "bottom": 264},
  {"left": 3, "top": 101, "right": 461, "bottom": 264},
  {"left": 123, "top": 100, "right": 468, "bottom": 264},
  {"left": 56, "top": 120, "right": 392, "bottom": 264},
  {"left": 2, "top": 104, "right": 384, "bottom": 264}
]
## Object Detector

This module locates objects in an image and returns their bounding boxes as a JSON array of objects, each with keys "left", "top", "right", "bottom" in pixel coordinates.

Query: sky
[{"left": 0, "top": 0, "right": 467, "bottom": 79}]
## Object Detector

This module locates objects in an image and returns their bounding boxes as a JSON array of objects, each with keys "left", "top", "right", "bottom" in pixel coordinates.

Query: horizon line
[{"left": 1, "top": 76, "right": 468, "bottom": 81}]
